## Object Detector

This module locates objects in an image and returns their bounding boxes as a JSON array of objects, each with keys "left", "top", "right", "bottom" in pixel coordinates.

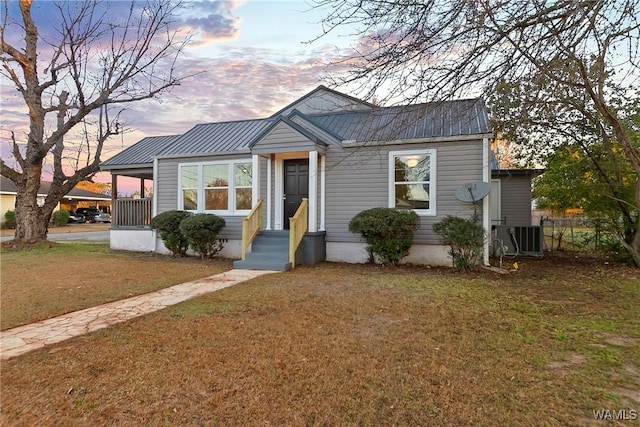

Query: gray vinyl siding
[
  {"left": 156, "top": 154, "right": 262, "bottom": 239},
  {"left": 252, "top": 122, "right": 322, "bottom": 155},
  {"left": 324, "top": 140, "right": 484, "bottom": 245},
  {"left": 499, "top": 175, "right": 533, "bottom": 226}
]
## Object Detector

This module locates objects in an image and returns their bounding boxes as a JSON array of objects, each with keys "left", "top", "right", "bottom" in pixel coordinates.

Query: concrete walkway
[{"left": 0, "top": 269, "right": 277, "bottom": 360}]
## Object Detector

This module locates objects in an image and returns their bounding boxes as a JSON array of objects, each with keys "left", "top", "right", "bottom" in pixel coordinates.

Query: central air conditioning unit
[{"left": 493, "top": 225, "right": 543, "bottom": 258}]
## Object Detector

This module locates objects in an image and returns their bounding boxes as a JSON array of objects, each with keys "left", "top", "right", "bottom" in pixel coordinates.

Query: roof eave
[
  {"left": 154, "top": 147, "right": 252, "bottom": 160},
  {"left": 100, "top": 162, "right": 153, "bottom": 171},
  {"left": 342, "top": 133, "right": 493, "bottom": 147}
]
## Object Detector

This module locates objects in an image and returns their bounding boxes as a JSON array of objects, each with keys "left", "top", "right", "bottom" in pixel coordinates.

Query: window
[
  {"left": 179, "top": 160, "right": 252, "bottom": 214},
  {"left": 204, "top": 164, "right": 228, "bottom": 210},
  {"left": 389, "top": 149, "right": 436, "bottom": 215},
  {"left": 181, "top": 165, "right": 198, "bottom": 210},
  {"left": 234, "top": 163, "right": 252, "bottom": 210}
]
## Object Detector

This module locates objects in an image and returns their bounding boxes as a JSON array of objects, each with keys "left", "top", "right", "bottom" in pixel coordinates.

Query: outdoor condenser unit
[{"left": 493, "top": 225, "right": 543, "bottom": 258}]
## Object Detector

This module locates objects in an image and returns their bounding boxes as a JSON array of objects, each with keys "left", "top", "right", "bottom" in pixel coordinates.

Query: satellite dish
[{"left": 455, "top": 182, "right": 491, "bottom": 203}]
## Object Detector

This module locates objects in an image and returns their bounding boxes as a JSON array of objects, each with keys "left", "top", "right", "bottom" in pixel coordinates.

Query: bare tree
[
  {"left": 313, "top": 0, "right": 640, "bottom": 265},
  {"left": 1, "top": 0, "right": 191, "bottom": 243}
]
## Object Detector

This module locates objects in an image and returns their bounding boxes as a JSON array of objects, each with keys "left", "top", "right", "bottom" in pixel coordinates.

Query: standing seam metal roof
[
  {"left": 156, "top": 119, "right": 275, "bottom": 157},
  {"left": 101, "top": 135, "right": 180, "bottom": 168},
  {"left": 305, "top": 98, "right": 490, "bottom": 142},
  {"left": 101, "top": 98, "right": 491, "bottom": 167}
]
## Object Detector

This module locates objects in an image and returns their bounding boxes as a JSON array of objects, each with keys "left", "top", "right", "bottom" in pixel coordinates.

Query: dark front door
[{"left": 284, "top": 159, "right": 309, "bottom": 229}]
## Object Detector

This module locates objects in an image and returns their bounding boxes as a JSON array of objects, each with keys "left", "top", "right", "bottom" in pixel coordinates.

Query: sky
[{"left": 0, "top": 0, "right": 360, "bottom": 194}]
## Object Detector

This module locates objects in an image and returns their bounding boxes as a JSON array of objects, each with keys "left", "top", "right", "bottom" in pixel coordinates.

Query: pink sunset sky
[{"left": 0, "top": 0, "right": 362, "bottom": 195}]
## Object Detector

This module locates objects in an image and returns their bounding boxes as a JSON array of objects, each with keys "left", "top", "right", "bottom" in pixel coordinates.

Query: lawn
[
  {"left": 0, "top": 242, "right": 232, "bottom": 330},
  {"left": 1, "top": 245, "right": 639, "bottom": 425}
]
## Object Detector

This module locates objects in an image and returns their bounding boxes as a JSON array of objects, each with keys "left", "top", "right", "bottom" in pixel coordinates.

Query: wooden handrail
[
  {"left": 241, "top": 199, "right": 264, "bottom": 260},
  {"left": 289, "top": 198, "right": 308, "bottom": 269}
]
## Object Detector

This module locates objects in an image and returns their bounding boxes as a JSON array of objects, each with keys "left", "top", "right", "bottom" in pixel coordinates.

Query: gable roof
[
  {"left": 100, "top": 88, "right": 492, "bottom": 167},
  {"left": 250, "top": 116, "right": 329, "bottom": 148},
  {"left": 269, "top": 85, "right": 375, "bottom": 118}
]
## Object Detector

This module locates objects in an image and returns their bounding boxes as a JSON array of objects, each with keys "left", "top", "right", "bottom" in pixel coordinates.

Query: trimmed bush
[
  {"left": 349, "top": 207, "right": 420, "bottom": 265},
  {"left": 432, "top": 215, "right": 484, "bottom": 270},
  {"left": 149, "top": 210, "right": 192, "bottom": 257},
  {"left": 52, "top": 209, "right": 70, "bottom": 227},
  {"left": 3, "top": 210, "right": 16, "bottom": 229},
  {"left": 179, "top": 213, "right": 226, "bottom": 260}
]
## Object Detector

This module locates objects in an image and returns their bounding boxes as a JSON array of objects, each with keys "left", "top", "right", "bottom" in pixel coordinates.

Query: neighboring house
[
  {"left": 102, "top": 86, "right": 501, "bottom": 268},
  {"left": 0, "top": 176, "right": 111, "bottom": 222}
]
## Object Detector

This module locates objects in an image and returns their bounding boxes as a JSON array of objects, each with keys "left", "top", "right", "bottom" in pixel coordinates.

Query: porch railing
[
  {"left": 241, "top": 199, "right": 264, "bottom": 260},
  {"left": 113, "top": 198, "right": 153, "bottom": 228},
  {"left": 289, "top": 198, "right": 308, "bottom": 269}
]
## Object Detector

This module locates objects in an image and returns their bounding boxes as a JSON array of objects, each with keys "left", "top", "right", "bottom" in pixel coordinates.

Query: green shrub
[
  {"left": 433, "top": 215, "right": 485, "bottom": 270},
  {"left": 51, "top": 210, "right": 70, "bottom": 227},
  {"left": 349, "top": 207, "right": 420, "bottom": 265},
  {"left": 179, "top": 213, "right": 226, "bottom": 260},
  {"left": 3, "top": 210, "right": 16, "bottom": 229},
  {"left": 149, "top": 210, "right": 192, "bottom": 257}
]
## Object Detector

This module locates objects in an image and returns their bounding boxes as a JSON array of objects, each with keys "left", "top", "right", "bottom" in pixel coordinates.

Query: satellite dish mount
[{"left": 454, "top": 182, "right": 491, "bottom": 221}]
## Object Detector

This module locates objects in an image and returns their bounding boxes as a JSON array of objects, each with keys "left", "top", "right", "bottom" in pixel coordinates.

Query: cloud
[
  {"left": 179, "top": 0, "right": 245, "bottom": 47},
  {"left": 1, "top": 0, "right": 361, "bottom": 195}
]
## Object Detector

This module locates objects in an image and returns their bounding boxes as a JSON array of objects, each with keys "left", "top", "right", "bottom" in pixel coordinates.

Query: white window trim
[
  {"left": 178, "top": 159, "right": 253, "bottom": 216},
  {"left": 388, "top": 149, "right": 437, "bottom": 216}
]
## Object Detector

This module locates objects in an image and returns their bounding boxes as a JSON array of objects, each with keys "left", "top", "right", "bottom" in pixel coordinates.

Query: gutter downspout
[
  {"left": 483, "top": 136, "right": 491, "bottom": 266},
  {"left": 153, "top": 157, "right": 158, "bottom": 253}
]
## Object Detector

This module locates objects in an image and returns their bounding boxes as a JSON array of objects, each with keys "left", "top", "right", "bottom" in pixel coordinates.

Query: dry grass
[
  {"left": 1, "top": 249, "right": 639, "bottom": 426},
  {"left": 0, "top": 242, "right": 232, "bottom": 330}
]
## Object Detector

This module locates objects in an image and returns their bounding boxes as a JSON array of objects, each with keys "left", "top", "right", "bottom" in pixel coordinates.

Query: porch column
[
  {"left": 308, "top": 150, "right": 318, "bottom": 232},
  {"left": 252, "top": 154, "right": 260, "bottom": 209},
  {"left": 140, "top": 178, "right": 145, "bottom": 198},
  {"left": 111, "top": 174, "right": 118, "bottom": 226},
  {"left": 266, "top": 155, "right": 272, "bottom": 230}
]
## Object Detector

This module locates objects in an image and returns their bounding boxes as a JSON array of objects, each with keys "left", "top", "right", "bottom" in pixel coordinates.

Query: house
[
  {"left": 101, "top": 86, "right": 497, "bottom": 269},
  {"left": 0, "top": 176, "right": 112, "bottom": 222}
]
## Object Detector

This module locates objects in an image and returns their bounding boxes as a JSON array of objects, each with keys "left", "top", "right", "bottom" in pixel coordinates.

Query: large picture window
[
  {"left": 179, "top": 160, "right": 252, "bottom": 214},
  {"left": 389, "top": 149, "right": 436, "bottom": 215}
]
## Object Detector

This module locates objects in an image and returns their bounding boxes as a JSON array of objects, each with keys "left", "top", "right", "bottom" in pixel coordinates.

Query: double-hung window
[
  {"left": 389, "top": 149, "right": 436, "bottom": 215},
  {"left": 181, "top": 165, "right": 198, "bottom": 211},
  {"left": 179, "top": 160, "right": 252, "bottom": 215}
]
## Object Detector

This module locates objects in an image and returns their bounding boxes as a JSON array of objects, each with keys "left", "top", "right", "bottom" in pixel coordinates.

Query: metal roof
[
  {"left": 156, "top": 119, "right": 275, "bottom": 157},
  {"left": 269, "top": 85, "right": 375, "bottom": 118},
  {"left": 306, "top": 98, "right": 491, "bottom": 143},
  {"left": 101, "top": 135, "right": 180, "bottom": 168},
  {"left": 101, "top": 97, "right": 491, "bottom": 167},
  {"left": 154, "top": 98, "right": 490, "bottom": 158}
]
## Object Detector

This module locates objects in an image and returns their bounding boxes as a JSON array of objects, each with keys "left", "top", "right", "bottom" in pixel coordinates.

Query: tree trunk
[
  {"left": 13, "top": 165, "right": 51, "bottom": 243},
  {"left": 626, "top": 178, "right": 640, "bottom": 267},
  {"left": 14, "top": 204, "right": 49, "bottom": 243}
]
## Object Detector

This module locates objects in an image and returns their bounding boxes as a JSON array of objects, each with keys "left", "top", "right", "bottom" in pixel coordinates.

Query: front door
[{"left": 284, "top": 159, "right": 309, "bottom": 229}]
